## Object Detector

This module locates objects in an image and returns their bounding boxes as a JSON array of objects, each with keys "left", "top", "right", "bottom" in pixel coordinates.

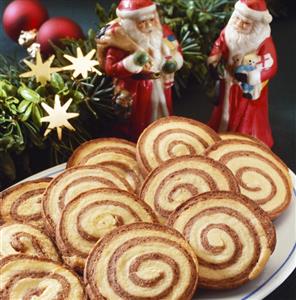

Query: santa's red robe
[
  {"left": 104, "top": 25, "right": 183, "bottom": 141},
  {"left": 208, "top": 29, "right": 278, "bottom": 147}
]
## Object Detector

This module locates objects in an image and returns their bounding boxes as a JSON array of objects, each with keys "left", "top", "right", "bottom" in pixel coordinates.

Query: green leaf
[
  {"left": 0, "top": 87, "right": 7, "bottom": 98},
  {"left": 88, "top": 28, "right": 96, "bottom": 41},
  {"left": 20, "top": 103, "right": 33, "bottom": 122},
  {"left": 36, "top": 85, "right": 47, "bottom": 97},
  {"left": 73, "top": 90, "right": 85, "bottom": 102},
  {"left": 31, "top": 105, "right": 43, "bottom": 127},
  {"left": 51, "top": 73, "right": 65, "bottom": 90},
  {"left": 18, "top": 100, "right": 31, "bottom": 113},
  {"left": 18, "top": 85, "right": 41, "bottom": 104}
]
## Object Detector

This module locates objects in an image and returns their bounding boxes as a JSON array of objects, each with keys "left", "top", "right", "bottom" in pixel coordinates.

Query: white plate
[{"left": 20, "top": 164, "right": 296, "bottom": 300}]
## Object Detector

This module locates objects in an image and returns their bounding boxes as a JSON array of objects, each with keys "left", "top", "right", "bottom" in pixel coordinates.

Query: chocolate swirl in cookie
[
  {"left": 136, "top": 116, "right": 221, "bottom": 176},
  {"left": 0, "top": 178, "right": 51, "bottom": 229},
  {"left": 42, "top": 166, "right": 133, "bottom": 238},
  {"left": 84, "top": 223, "right": 198, "bottom": 300},
  {"left": 140, "top": 156, "right": 239, "bottom": 223},
  {"left": 0, "top": 223, "right": 59, "bottom": 261},
  {"left": 204, "top": 140, "right": 292, "bottom": 219},
  {"left": 167, "top": 191, "right": 276, "bottom": 289},
  {"left": 56, "top": 188, "right": 158, "bottom": 272},
  {"left": 0, "top": 255, "right": 86, "bottom": 299},
  {"left": 67, "top": 138, "right": 142, "bottom": 193}
]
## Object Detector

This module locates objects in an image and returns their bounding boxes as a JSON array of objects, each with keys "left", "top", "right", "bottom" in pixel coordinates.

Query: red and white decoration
[
  {"left": 104, "top": 0, "right": 183, "bottom": 140},
  {"left": 2, "top": 0, "right": 83, "bottom": 55},
  {"left": 2, "top": 0, "right": 48, "bottom": 41},
  {"left": 116, "top": 0, "right": 156, "bottom": 20},
  {"left": 235, "top": 0, "right": 273, "bottom": 24},
  {"left": 208, "top": 0, "right": 277, "bottom": 147}
]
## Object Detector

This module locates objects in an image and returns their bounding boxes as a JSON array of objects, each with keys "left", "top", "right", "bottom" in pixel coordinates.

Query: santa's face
[
  {"left": 136, "top": 16, "right": 157, "bottom": 33},
  {"left": 120, "top": 13, "right": 164, "bottom": 68},
  {"left": 120, "top": 14, "right": 163, "bottom": 52},
  {"left": 225, "top": 11, "right": 271, "bottom": 56},
  {"left": 231, "top": 14, "right": 254, "bottom": 34}
]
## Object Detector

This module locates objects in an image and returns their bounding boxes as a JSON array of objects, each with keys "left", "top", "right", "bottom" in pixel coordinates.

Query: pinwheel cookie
[
  {"left": 56, "top": 188, "right": 158, "bottom": 272},
  {"left": 0, "top": 178, "right": 51, "bottom": 229},
  {"left": 204, "top": 140, "right": 292, "bottom": 219},
  {"left": 0, "top": 255, "right": 86, "bottom": 299},
  {"left": 84, "top": 223, "right": 199, "bottom": 300},
  {"left": 67, "top": 138, "right": 142, "bottom": 193},
  {"left": 167, "top": 192, "right": 276, "bottom": 289},
  {"left": 42, "top": 166, "right": 133, "bottom": 238},
  {"left": 0, "top": 223, "right": 59, "bottom": 261},
  {"left": 136, "top": 116, "right": 221, "bottom": 176},
  {"left": 140, "top": 156, "right": 239, "bottom": 223}
]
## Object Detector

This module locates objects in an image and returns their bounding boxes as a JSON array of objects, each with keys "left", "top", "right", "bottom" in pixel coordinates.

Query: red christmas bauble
[
  {"left": 2, "top": 0, "right": 48, "bottom": 41},
  {"left": 37, "top": 17, "right": 84, "bottom": 55}
]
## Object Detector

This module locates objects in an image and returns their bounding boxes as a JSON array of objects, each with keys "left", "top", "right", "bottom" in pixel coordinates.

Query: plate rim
[{"left": 9, "top": 164, "right": 296, "bottom": 300}]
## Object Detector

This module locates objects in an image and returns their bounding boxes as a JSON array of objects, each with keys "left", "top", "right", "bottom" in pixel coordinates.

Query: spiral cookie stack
[
  {"left": 140, "top": 156, "right": 239, "bottom": 222},
  {"left": 0, "top": 178, "right": 51, "bottom": 229},
  {"left": 84, "top": 223, "right": 199, "bottom": 300},
  {"left": 0, "top": 255, "right": 86, "bottom": 299},
  {"left": 1, "top": 115, "right": 292, "bottom": 298},
  {"left": 137, "top": 116, "right": 221, "bottom": 176},
  {"left": 204, "top": 140, "right": 292, "bottom": 219},
  {"left": 42, "top": 166, "right": 133, "bottom": 238},
  {"left": 56, "top": 188, "right": 158, "bottom": 272},
  {"left": 0, "top": 223, "right": 59, "bottom": 261},
  {"left": 67, "top": 138, "right": 142, "bottom": 193},
  {"left": 167, "top": 192, "right": 276, "bottom": 289}
]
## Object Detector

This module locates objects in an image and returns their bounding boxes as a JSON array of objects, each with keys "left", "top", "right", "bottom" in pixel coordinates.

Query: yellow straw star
[
  {"left": 62, "top": 47, "right": 102, "bottom": 79},
  {"left": 41, "top": 94, "right": 79, "bottom": 140},
  {"left": 20, "top": 51, "right": 60, "bottom": 85}
]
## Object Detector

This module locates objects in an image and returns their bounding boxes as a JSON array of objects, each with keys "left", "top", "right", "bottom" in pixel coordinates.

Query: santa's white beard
[
  {"left": 120, "top": 18, "right": 164, "bottom": 68},
  {"left": 225, "top": 15, "right": 271, "bottom": 58}
]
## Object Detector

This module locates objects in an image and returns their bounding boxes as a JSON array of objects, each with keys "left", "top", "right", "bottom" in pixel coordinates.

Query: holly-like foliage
[{"left": 0, "top": 31, "right": 115, "bottom": 189}]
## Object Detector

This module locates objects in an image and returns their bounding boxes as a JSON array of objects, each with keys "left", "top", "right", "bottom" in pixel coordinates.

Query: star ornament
[
  {"left": 20, "top": 52, "right": 60, "bottom": 85},
  {"left": 62, "top": 47, "right": 102, "bottom": 79},
  {"left": 41, "top": 95, "right": 79, "bottom": 140}
]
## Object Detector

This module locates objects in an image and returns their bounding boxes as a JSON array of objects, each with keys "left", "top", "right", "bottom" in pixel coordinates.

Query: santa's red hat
[
  {"left": 235, "top": 0, "right": 272, "bottom": 24},
  {"left": 116, "top": 0, "right": 156, "bottom": 19}
]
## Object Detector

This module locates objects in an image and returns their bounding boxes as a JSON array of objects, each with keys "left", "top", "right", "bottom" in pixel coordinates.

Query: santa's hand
[
  {"left": 162, "top": 59, "right": 178, "bottom": 74},
  {"left": 234, "top": 72, "right": 248, "bottom": 83},
  {"left": 134, "top": 51, "right": 150, "bottom": 66}
]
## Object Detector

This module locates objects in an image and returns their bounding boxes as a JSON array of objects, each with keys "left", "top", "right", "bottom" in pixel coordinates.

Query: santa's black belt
[{"left": 132, "top": 72, "right": 161, "bottom": 80}]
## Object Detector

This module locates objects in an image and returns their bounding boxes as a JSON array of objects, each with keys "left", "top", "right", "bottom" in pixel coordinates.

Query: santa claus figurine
[
  {"left": 208, "top": 0, "right": 277, "bottom": 147},
  {"left": 96, "top": 0, "right": 183, "bottom": 141}
]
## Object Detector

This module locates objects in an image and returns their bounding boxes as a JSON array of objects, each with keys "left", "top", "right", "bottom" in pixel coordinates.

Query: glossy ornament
[
  {"left": 37, "top": 17, "right": 84, "bottom": 55},
  {"left": 2, "top": 0, "right": 48, "bottom": 42}
]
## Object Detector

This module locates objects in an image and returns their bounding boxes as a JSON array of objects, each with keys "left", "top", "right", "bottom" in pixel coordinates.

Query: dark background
[{"left": 0, "top": 1, "right": 295, "bottom": 299}]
